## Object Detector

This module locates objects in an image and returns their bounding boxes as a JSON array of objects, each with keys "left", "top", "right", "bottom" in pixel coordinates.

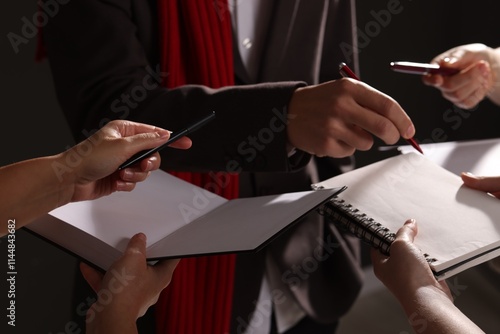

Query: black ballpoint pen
[{"left": 118, "top": 111, "right": 216, "bottom": 170}]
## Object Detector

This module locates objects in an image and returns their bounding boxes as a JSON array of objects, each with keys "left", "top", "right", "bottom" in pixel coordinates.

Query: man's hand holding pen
[{"left": 286, "top": 66, "right": 417, "bottom": 157}]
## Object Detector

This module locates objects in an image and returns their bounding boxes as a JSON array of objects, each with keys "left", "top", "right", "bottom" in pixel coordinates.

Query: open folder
[
  {"left": 26, "top": 170, "right": 342, "bottom": 271},
  {"left": 312, "top": 152, "right": 500, "bottom": 281}
]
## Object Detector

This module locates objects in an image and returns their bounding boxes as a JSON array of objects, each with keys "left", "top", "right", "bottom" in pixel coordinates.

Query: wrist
[
  {"left": 287, "top": 86, "right": 308, "bottom": 152},
  {"left": 51, "top": 151, "right": 78, "bottom": 206},
  {"left": 86, "top": 303, "right": 138, "bottom": 334},
  {"left": 397, "top": 284, "right": 452, "bottom": 315}
]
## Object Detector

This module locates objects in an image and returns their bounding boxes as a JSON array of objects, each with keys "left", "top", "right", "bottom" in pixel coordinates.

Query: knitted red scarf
[{"left": 155, "top": 1, "right": 237, "bottom": 333}]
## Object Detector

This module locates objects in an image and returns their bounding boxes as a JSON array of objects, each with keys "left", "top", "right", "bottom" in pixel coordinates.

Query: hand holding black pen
[{"left": 118, "top": 111, "right": 216, "bottom": 170}]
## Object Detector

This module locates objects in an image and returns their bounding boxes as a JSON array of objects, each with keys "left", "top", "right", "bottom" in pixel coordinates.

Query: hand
[
  {"left": 461, "top": 172, "right": 500, "bottom": 198},
  {"left": 371, "top": 219, "right": 452, "bottom": 303},
  {"left": 81, "top": 233, "right": 179, "bottom": 333},
  {"left": 422, "top": 43, "right": 500, "bottom": 109},
  {"left": 287, "top": 79, "right": 415, "bottom": 157},
  {"left": 64, "top": 120, "right": 192, "bottom": 202}
]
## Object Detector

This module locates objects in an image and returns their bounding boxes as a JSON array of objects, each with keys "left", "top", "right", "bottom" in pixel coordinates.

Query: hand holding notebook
[{"left": 313, "top": 153, "right": 500, "bottom": 280}]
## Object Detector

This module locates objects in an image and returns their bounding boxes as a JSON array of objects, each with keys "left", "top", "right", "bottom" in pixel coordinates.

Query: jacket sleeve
[{"left": 42, "top": 0, "right": 310, "bottom": 172}]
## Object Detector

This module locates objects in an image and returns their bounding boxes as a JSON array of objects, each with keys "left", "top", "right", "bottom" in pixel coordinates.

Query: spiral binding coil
[
  {"left": 317, "top": 198, "right": 394, "bottom": 255},
  {"left": 316, "top": 194, "right": 439, "bottom": 264},
  {"left": 318, "top": 197, "right": 438, "bottom": 264}
]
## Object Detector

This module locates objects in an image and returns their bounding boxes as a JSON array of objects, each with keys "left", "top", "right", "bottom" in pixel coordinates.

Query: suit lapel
[{"left": 260, "top": 0, "right": 330, "bottom": 83}]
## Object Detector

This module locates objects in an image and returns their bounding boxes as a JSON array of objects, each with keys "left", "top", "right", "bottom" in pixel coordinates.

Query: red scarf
[{"left": 155, "top": 1, "right": 238, "bottom": 333}]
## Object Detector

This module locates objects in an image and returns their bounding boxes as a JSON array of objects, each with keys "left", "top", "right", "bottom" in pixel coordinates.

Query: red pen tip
[{"left": 407, "top": 138, "right": 424, "bottom": 155}]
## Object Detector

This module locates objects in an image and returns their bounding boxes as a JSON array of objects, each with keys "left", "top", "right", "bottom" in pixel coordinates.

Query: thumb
[
  {"left": 371, "top": 220, "right": 417, "bottom": 263},
  {"left": 124, "top": 233, "right": 148, "bottom": 258},
  {"left": 396, "top": 219, "right": 418, "bottom": 243},
  {"left": 438, "top": 49, "right": 484, "bottom": 70}
]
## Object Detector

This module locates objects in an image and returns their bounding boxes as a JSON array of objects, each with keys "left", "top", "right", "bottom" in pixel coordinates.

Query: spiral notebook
[{"left": 312, "top": 153, "right": 500, "bottom": 280}]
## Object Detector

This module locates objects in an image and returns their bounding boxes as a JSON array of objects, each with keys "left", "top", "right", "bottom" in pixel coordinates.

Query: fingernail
[
  {"left": 407, "top": 218, "right": 416, "bottom": 225},
  {"left": 158, "top": 131, "right": 170, "bottom": 139},
  {"left": 115, "top": 180, "right": 127, "bottom": 191},
  {"left": 405, "top": 124, "right": 416, "bottom": 138},
  {"left": 463, "top": 171, "right": 476, "bottom": 177},
  {"left": 475, "top": 61, "right": 488, "bottom": 77},
  {"left": 444, "top": 57, "right": 458, "bottom": 64},
  {"left": 122, "top": 169, "right": 133, "bottom": 180}
]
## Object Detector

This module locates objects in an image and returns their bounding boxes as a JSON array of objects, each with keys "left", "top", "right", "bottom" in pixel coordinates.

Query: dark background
[
  {"left": 1, "top": 1, "right": 499, "bottom": 333},
  {"left": 354, "top": 0, "right": 500, "bottom": 167}
]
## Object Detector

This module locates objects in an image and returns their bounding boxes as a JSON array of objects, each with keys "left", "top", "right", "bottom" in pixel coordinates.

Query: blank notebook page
[
  {"left": 46, "top": 170, "right": 227, "bottom": 252},
  {"left": 315, "top": 153, "right": 500, "bottom": 275}
]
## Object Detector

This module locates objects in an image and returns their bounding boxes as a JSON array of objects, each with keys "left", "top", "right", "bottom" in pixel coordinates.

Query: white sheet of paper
[
  {"left": 44, "top": 171, "right": 227, "bottom": 251},
  {"left": 398, "top": 138, "right": 500, "bottom": 176}
]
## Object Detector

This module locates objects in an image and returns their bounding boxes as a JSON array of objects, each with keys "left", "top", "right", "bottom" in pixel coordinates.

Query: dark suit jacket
[{"left": 43, "top": 0, "right": 363, "bottom": 331}]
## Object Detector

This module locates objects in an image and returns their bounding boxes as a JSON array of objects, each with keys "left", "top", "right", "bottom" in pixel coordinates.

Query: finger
[
  {"left": 139, "top": 154, "right": 162, "bottom": 172},
  {"left": 371, "top": 219, "right": 418, "bottom": 264},
  {"left": 167, "top": 136, "right": 193, "bottom": 150},
  {"left": 125, "top": 233, "right": 148, "bottom": 258},
  {"left": 395, "top": 219, "right": 418, "bottom": 243},
  {"left": 440, "top": 61, "right": 491, "bottom": 96},
  {"left": 345, "top": 105, "right": 402, "bottom": 145},
  {"left": 352, "top": 82, "right": 415, "bottom": 141},
  {"left": 111, "top": 120, "right": 172, "bottom": 138},
  {"left": 80, "top": 262, "right": 104, "bottom": 293},
  {"left": 119, "top": 169, "right": 151, "bottom": 183},
  {"left": 439, "top": 49, "right": 485, "bottom": 70},
  {"left": 491, "top": 192, "right": 500, "bottom": 199},
  {"left": 455, "top": 86, "right": 487, "bottom": 110},
  {"left": 317, "top": 137, "right": 356, "bottom": 158},
  {"left": 461, "top": 172, "right": 500, "bottom": 193},
  {"left": 328, "top": 123, "right": 374, "bottom": 151},
  {"left": 122, "top": 131, "right": 171, "bottom": 155},
  {"left": 422, "top": 74, "right": 444, "bottom": 87},
  {"left": 115, "top": 180, "right": 137, "bottom": 192},
  {"left": 455, "top": 62, "right": 492, "bottom": 108},
  {"left": 423, "top": 55, "right": 467, "bottom": 89},
  {"left": 438, "top": 73, "right": 473, "bottom": 96},
  {"left": 121, "top": 132, "right": 192, "bottom": 160}
]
